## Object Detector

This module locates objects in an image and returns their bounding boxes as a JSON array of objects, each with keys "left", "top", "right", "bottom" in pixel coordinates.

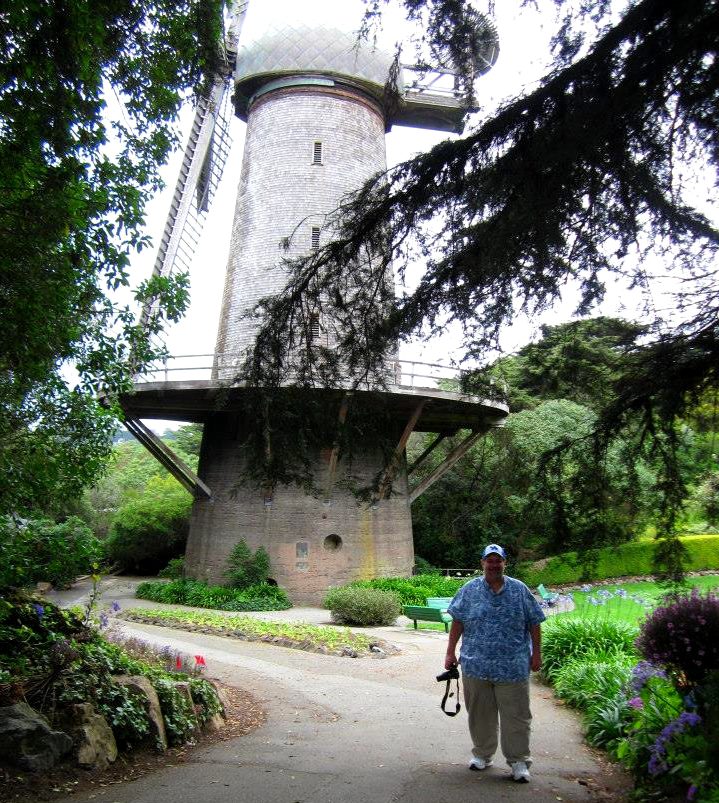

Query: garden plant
[
  {"left": 137, "top": 539, "right": 291, "bottom": 612},
  {"left": 542, "top": 583, "right": 719, "bottom": 801},
  {"left": 0, "top": 591, "right": 224, "bottom": 763}
]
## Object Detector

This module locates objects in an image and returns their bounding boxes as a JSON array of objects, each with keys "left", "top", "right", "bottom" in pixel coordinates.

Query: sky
[{"left": 130, "top": 0, "right": 639, "bottom": 431}]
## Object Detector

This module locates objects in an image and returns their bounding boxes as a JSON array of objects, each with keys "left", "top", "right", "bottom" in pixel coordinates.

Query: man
[{"left": 445, "top": 543, "right": 545, "bottom": 783}]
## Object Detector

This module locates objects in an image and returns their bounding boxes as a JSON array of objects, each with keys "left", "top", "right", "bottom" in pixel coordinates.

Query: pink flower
[{"left": 628, "top": 697, "right": 644, "bottom": 709}]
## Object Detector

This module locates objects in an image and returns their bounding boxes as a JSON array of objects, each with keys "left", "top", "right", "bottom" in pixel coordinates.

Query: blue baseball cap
[{"left": 482, "top": 543, "right": 506, "bottom": 560}]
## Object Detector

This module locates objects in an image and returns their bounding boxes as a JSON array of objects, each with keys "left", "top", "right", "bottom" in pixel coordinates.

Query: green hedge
[
  {"left": 521, "top": 534, "right": 719, "bottom": 587},
  {"left": 135, "top": 578, "right": 291, "bottom": 611},
  {"left": 346, "top": 574, "right": 471, "bottom": 605}
]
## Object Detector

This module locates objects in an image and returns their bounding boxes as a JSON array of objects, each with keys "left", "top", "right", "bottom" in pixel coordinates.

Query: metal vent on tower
[
  {"left": 311, "top": 227, "right": 320, "bottom": 249},
  {"left": 313, "top": 141, "right": 323, "bottom": 164}
]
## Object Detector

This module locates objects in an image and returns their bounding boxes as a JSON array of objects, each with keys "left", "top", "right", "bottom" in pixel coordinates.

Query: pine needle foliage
[{"left": 241, "top": 0, "right": 719, "bottom": 573}]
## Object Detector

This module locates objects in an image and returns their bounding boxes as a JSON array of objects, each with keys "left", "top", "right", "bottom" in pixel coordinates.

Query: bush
[
  {"left": 323, "top": 586, "right": 402, "bottom": 626},
  {"left": 347, "top": 574, "right": 469, "bottom": 605},
  {"left": 104, "top": 476, "right": 191, "bottom": 573},
  {"left": 225, "top": 540, "right": 270, "bottom": 589},
  {"left": 553, "top": 652, "right": 635, "bottom": 713},
  {"left": 0, "top": 593, "right": 221, "bottom": 751},
  {"left": 135, "top": 579, "right": 292, "bottom": 611},
  {"left": 158, "top": 556, "right": 185, "bottom": 579},
  {"left": 636, "top": 589, "right": 719, "bottom": 685},
  {"left": 542, "top": 616, "right": 638, "bottom": 681},
  {"left": 0, "top": 515, "right": 101, "bottom": 591}
]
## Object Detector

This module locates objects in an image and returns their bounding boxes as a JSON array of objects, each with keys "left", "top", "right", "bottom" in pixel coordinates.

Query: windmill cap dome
[{"left": 234, "top": 24, "right": 399, "bottom": 112}]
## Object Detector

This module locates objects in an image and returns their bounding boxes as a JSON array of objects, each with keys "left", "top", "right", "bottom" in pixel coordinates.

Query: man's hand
[
  {"left": 530, "top": 652, "right": 541, "bottom": 672},
  {"left": 445, "top": 653, "right": 458, "bottom": 670}
]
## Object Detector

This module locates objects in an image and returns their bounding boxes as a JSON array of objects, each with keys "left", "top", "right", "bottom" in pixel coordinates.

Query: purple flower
[
  {"left": 99, "top": 612, "right": 109, "bottom": 629},
  {"left": 110, "top": 600, "right": 121, "bottom": 613},
  {"left": 630, "top": 661, "right": 668, "bottom": 692},
  {"left": 580, "top": 584, "right": 592, "bottom": 593},
  {"left": 687, "top": 784, "right": 698, "bottom": 801},
  {"left": 614, "top": 588, "right": 628, "bottom": 598},
  {"left": 628, "top": 696, "right": 643, "bottom": 709},
  {"left": 31, "top": 603, "right": 44, "bottom": 620},
  {"left": 648, "top": 752, "right": 668, "bottom": 776}
]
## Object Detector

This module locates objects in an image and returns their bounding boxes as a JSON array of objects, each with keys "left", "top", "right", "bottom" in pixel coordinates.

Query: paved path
[{"left": 48, "top": 578, "right": 630, "bottom": 803}]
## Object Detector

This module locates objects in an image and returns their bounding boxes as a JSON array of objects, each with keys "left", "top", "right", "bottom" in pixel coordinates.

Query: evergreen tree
[{"left": 247, "top": 0, "right": 719, "bottom": 577}]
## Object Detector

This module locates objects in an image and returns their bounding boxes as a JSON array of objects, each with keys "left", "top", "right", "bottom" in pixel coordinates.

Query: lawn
[
  {"left": 559, "top": 574, "right": 719, "bottom": 625},
  {"left": 404, "top": 574, "right": 719, "bottom": 629}
]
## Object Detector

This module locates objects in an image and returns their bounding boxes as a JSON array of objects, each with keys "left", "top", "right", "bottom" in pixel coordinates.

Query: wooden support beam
[
  {"left": 407, "top": 432, "right": 448, "bottom": 476},
  {"left": 409, "top": 429, "right": 486, "bottom": 504},
  {"left": 376, "top": 399, "right": 427, "bottom": 500},
  {"left": 125, "top": 418, "right": 212, "bottom": 498},
  {"left": 324, "top": 393, "right": 351, "bottom": 500}
]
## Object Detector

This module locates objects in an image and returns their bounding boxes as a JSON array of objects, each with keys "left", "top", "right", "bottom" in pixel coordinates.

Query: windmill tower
[{"left": 121, "top": 1, "right": 508, "bottom": 602}]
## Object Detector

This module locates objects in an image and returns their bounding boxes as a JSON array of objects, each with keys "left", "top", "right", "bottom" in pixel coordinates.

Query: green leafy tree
[
  {"left": 0, "top": 516, "right": 101, "bottom": 591},
  {"left": 104, "top": 475, "right": 192, "bottom": 574},
  {"left": 488, "top": 318, "right": 647, "bottom": 413},
  {"left": 0, "top": 1, "right": 223, "bottom": 516},
  {"left": 81, "top": 431, "right": 199, "bottom": 538}
]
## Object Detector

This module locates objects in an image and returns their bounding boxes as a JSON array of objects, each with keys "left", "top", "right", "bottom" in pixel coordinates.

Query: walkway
[{"left": 47, "top": 577, "right": 630, "bottom": 803}]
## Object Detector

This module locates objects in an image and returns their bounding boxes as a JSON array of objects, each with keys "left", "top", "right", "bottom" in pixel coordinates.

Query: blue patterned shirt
[{"left": 447, "top": 575, "right": 546, "bottom": 682}]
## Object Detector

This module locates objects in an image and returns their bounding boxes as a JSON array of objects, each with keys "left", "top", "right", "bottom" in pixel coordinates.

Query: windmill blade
[{"left": 140, "top": 0, "right": 249, "bottom": 333}]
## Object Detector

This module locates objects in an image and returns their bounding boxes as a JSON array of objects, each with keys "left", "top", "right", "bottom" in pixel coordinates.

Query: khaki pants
[{"left": 462, "top": 675, "right": 532, "bottom": 767}]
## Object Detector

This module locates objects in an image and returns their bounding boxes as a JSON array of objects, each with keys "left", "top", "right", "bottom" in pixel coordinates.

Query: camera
[{"left": 436, "top": 665, "right": 460, "bottom": 682}]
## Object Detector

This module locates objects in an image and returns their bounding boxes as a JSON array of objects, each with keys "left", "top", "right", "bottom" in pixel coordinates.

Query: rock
[
  {"left": 57, "top": 703, "right": 117, "bottom": 770},
  {"left": 0, "top": 702, "right": 73, "bottom": 772},
  {"left": 340, "top": 646, "right": 359, "bottom": 658},
  {"left": 203, "top": 713, "right": 226, "bottom": 733},
  {"left": 112, "top": 675, "right": 168, "bottom": 750},
  {"left": 205, "top": 679, "right": 230, "bottom": 719},
  {"left": 35, "top": 582, "right": 53, "bottom": 594},
  {"left": 173, "top": 681, "right": 199, "bottom": 730}
]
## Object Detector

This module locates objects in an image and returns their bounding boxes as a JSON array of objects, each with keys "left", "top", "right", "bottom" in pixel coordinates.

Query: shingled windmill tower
[{"left": 122, "top": 1, "right": 507, "bottom": 602}]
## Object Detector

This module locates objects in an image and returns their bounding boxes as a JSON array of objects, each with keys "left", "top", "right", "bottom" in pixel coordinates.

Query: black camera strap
[{"left": 441, "top": 676, "right": 461, "bottom": 717}]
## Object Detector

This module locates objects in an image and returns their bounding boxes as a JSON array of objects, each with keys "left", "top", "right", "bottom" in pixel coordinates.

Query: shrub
[
  {"left": 542, "top": 616, "right": 638, "bottom": 681},
  {"left": 0, "top": 515, "right": 101, "bottom": 591},
  {"left": 636, "top": 589, "right": 719, "bottom": 685},
  {"left": 347, "top": 574, "right": 469, "bottom": 605},
  {"left": 225, "top": 540, "right": 271, "bottom": 589},
  {"left": 158, "top": 556, "right": 185, "bottom": 579},
  {"left": 104, "top": 476, "right": 191, "bottom": 573},
  {"left": 553, "top": 652, "right": 634, "bottom": 713},
  {"left": 413, "top": 556, "right": 439, "bottom": 574},
  {"left": 153, "top": 678, "right": 197, "bottom": 745},
  {"left": 135, "top": 579, "right": 291, "bottom": 611},
  {"left": 0, "top": 594, "right": 220, "bottom": 751},
  {"left": 585, "top": 697, "right": 633, "bottom": 752},
  {"left": 323, "top": 586, "right": 402, "bottom": 626}
]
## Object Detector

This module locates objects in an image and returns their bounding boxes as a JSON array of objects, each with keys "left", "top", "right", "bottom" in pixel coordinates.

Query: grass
[
  {"left": 558, "top": 575, "right": 719, "bottom": 626},
  {"left": 120, "top": 607, "right": 374, "bottom": 653},
  {"left": 403, "top": 575, "right": 719, "bottom": 630}
]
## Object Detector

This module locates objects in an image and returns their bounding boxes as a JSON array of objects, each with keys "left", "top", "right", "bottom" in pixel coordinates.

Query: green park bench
[
  {"left": 537, "top": 584, "right": 560, "bottom": 606},
  {"left": 403, "top": 605, "right": 453, "bottom": 632},
  {"left": 426, "top": 597, "right": 453, "bottom": 611}
]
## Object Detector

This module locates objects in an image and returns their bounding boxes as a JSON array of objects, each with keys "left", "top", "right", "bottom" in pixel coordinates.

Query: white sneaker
[
  {"left": 469, "top": 756, "right": 493, "bottom": 771},
  {"left": 511, "top": 761, "right": 531, "bottom": 782}
]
